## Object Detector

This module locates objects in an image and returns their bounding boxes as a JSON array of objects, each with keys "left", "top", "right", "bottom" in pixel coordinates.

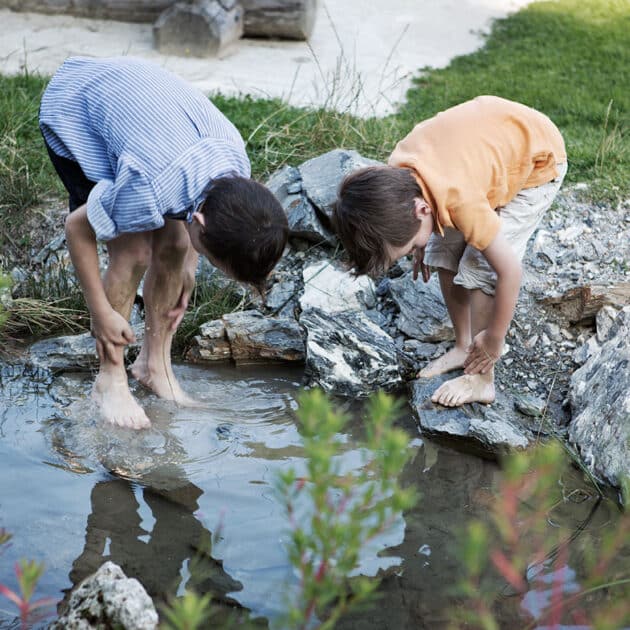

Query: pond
[{"left": 0, "top": 359, "right": 626, "bottom": 628}]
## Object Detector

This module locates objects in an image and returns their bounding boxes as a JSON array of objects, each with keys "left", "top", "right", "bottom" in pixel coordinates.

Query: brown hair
[
  {"left": 332, "top": 166, "right": 422, "bottom": 276},
  {"left": 198, "top": 176, "right": 288, "bottom": 289}
]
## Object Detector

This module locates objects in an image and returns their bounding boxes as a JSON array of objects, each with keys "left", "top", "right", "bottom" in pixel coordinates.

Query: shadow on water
[{"left": 0, "top": 359, "right": 627, "bottom": 629}]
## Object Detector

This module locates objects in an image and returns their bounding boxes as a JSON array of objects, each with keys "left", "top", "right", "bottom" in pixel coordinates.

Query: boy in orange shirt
[{"left": 333, "top": 96, "right": 567, "bottom": 407}]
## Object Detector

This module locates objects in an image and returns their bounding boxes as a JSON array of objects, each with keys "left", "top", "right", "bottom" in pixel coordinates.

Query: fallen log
[{"left": 240, "top": 0, "right": 317, "bottom": 40}]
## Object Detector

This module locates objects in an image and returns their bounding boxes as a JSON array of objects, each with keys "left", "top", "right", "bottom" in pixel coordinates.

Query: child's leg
[
  {"left": 430, "top": 289, "right": 496, "bottom": 407},
  {"left": 418, "top": 269, "right": 472, "bottom": 377},
  {"left": 130, "top": 220, "right": 198, "bottom": 404},
  {"left": 93, "top": 232, "right": 153, "bottom": 429},
  {"left": 418, "top": 228, "right": 470, "bottom": 377}
]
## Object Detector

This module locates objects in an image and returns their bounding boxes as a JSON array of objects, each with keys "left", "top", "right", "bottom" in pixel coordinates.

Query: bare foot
[
  {"left": 130, "top": 359, "right": 199, "bottom": 406},
  {"left": 418, "top": 346, "right": 469, "bottom": 378},
  {"left": 92, "top": 373, "right": 151, "bottom": 429},
  {"left": 431, "top": 374, "right": 496, "bottom": 407}
]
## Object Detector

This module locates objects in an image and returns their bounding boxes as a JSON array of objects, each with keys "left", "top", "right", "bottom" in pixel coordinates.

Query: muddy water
[{"left": 0, "top": 361, "right": 626, "bottom": 629}]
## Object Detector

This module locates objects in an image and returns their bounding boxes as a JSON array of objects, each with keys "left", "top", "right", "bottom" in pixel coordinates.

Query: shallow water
[{"left": 0, "top": 360, "right": 627, "bottom": 629}]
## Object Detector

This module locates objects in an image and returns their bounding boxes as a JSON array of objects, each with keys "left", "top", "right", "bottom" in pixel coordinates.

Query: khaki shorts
[{"left": 424, "top": 162, "right": 568, "bottom": 295}]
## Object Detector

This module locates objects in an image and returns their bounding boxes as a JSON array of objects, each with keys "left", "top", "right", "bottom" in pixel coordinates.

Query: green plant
[
  {"left": 0, "top": 533, "right": 55, "bottom": 630},
  {"left": 276, "top": 389, "right": 417, "bottom": 629},
  {"left": 160, "top": 590, "right": 215, "bottom": 630},
  {"left": 454, "top": 441, "right": 630, "bottom": 629}
]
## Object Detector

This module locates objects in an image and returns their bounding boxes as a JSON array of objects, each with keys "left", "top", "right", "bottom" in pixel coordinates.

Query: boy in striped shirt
[{"left": 40, "top": 57, "right": 288, "bottom": 430}]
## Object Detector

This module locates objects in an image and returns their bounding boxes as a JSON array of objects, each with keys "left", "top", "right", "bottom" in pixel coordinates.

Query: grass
[{"left": 0, "top": 0, "right": 628, "bottom": 335}]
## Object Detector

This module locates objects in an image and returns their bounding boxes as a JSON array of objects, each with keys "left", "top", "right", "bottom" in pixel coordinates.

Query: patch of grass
[
  {"left": 396, "top": 0, "right": 629, "bottom": 199},
  {"left": 213, "top": 93, "right": 401, "bottom": 180},
  {"left": 0, "top": 72, "right": 62, "bottom": 248},
  {"left": 172, "top": 277, "right": 246, "bottom": 357}
]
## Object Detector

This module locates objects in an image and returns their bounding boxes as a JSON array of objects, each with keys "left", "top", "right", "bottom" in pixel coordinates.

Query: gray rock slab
[
  {"left": 29, "top": 326, "right": 144, "bottom": 373},
  {"left": 51, "top": 561, "right": 158, "bottom": 630},
  {"left": 223, "top": 309, "right": 305, "bottom": 362},
  {"left": 569, "top": 307, "right": 630, "bottom": 488},
  {"left": 298, "top": 149, "right": 383, "bottom": 224},
  {"left": 390, "top": 273, "right": 454, "bottom": 342},
  {"left": 300, "top": 307, "right": 401, "bottom": 397},
  {"left": 265, "top": 163, "right": 335, "bottom": 244},
  {"left": 409, "top": 374, "right": 533, "bottom": 458}
]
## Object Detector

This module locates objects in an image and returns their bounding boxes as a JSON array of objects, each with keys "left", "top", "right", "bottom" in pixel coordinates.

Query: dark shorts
[{"left": 44, "top": 140, "right": 96, "bottom": 212}]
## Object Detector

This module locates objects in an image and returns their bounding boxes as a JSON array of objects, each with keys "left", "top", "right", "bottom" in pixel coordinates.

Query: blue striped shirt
[{"left": 39, "top": 56, "right": 251, "bottom": 241}]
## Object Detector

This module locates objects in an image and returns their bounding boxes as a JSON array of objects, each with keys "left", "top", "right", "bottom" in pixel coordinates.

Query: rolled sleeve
[{"left": 85, "top": 154, "right": 163, "bottom": 241}]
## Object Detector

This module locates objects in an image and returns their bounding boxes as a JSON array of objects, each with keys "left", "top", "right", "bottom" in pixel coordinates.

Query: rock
[
  {"left": 51, "top": 561, "right": 158, "bottom": 630},
  {"left": 300, "top": 260, "right": 375, "bottom": 312},
  {"left": 569, "top": 307, "right": 630, "bottom": 488},
  {"left": 389, "top": 273, "right": 454, "bottom": 342},
  {"left": 287, "top": 196, "right": 335, "bottom": 244},
  {"left": 264, "top": 279, "right": 298, "bottom": 316},
  {"left": 409, "top": 374, "right": 533, "bottom": 458},
  {"left": 153, "top": 0, "right": 244, "bottom": 58},
  {"left": 300, "top": 307, "right": 401, "bottom": 397},
  {"left": 265, "top": 165, "right": 335, "bottom": 244},
  {"left": 572, "top": 334, "right": 600, "bottom": 366},
  {"left": 595, "top": 304, "right": 619, "bottom": 343},
  {"left": 298, "top": 149, "right": 382, "bottom": 226},
  {"left": 186, "top": 319, "right": 232, "bottom": 362},
  {"left": 513, "top": 392, "right": 547, "bottom": 418},
  {"left": 223, "top": 310, "right": 305, "bottom": 362},
  {"left": 29, "top": 326, "right": 143, "bottom": 373}
]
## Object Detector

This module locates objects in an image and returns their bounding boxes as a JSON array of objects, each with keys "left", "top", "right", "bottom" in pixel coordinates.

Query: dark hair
[
  {"left": 198, "top": 176, "right": 288, "bottom": 289},
  {"left": 332, "top": 166, "right": 422, "bottom": 277}
]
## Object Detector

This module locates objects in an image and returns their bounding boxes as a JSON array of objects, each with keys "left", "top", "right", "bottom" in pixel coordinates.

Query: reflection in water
[
  {"left": 2, "top": 360, "right": 628, "bottom": 630},
  {"left": 63, "top": 475, "right": 242, "bottom": 613}
]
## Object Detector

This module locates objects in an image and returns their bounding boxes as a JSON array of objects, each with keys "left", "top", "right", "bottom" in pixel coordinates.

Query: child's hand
[
  {"left": 464, "top": 330, "right": 503, "bottom": 375},
  {"left": 412, "top": 246, "right": 431, "bottom": 283},
  {"left": 91, "top": 308, "right": 136, "bottom": 364}
]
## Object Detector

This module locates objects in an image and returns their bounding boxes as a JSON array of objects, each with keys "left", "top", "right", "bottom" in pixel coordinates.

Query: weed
[
  {"left": 453, "top": 442, "right": 630, "bottom": 629},
  {"left": 276, "top": 389, "right": 417, "bottom": 629}
]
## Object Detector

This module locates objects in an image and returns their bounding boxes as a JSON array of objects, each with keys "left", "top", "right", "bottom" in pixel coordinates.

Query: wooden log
[
  {"left": 153, "top": 0, "right": 244, "bottom": 57},
  {"left": 0, "top": 0, "right": 173, "bottom": 22},
  {"left": 240, "top": 0, "right": 317, "bottom": 40},
  {"left": 541, "top": 281, "right": 630, "bottom": 324}
]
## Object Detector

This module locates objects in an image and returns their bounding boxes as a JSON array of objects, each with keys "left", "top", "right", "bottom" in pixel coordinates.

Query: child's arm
[
  {"left": 65, "top": 205, "right": 136, "bottom": 364},
  {"left": 463, "top": 232, "right": 522, "bottom": 375}
]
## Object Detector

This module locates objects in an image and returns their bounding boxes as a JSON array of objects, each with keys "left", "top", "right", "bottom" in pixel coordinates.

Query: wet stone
[
  {"left": 300, "top": 307, "right": 401, "bottom": 397},
  {"left": 409, "top": 374, "right": 533, "bottom": 458},
  {"left": 223, "top": 310, "right": 305, "bottom": 362},
  {"left": 186, "top": 319, "right": 231, "bottom": 362},
  {"left": 29, "top": 326, "right": 143, "bottom": 373}
]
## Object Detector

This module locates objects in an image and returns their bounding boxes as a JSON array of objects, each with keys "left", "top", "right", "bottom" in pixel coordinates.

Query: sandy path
[{"left": 0, "top": 1, "right": 530, "bottom": 116}]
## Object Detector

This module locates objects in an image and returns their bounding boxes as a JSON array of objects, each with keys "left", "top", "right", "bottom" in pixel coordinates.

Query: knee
[
  {"left": 153, "top": 230, "right": 191, "bottom": 264},
  {"left": 117, "top": 241, "right": 152, "bottom": 275}
]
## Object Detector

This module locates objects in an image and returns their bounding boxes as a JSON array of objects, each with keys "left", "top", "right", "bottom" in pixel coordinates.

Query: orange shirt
[{"left": 388, "top": 96, "right": 566, "bottom": 251}]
